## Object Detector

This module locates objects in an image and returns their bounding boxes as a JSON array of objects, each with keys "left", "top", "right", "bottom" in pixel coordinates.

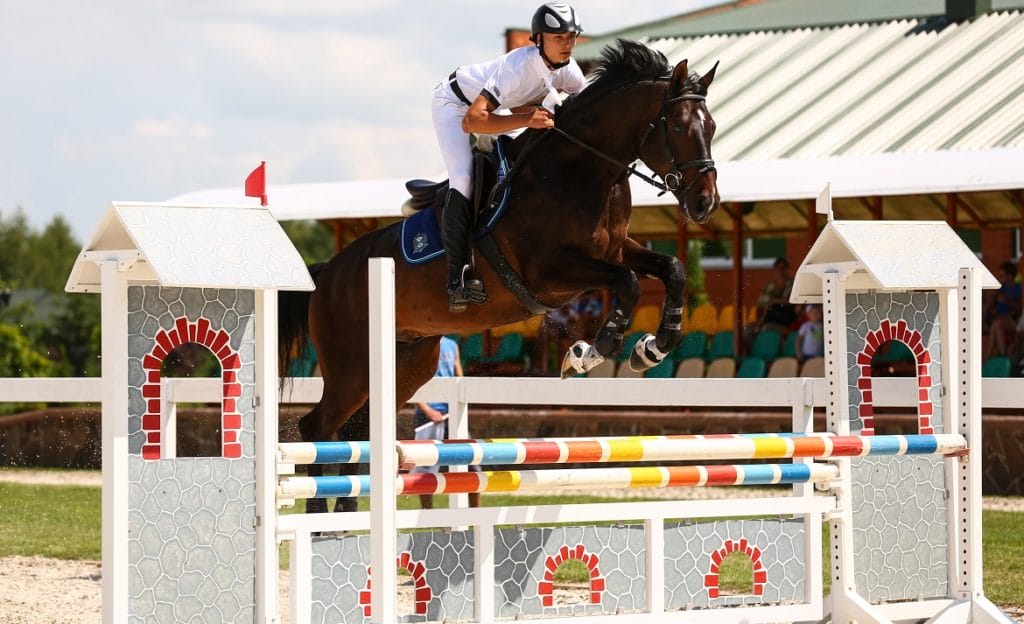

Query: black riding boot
[{"left": 441, "top": 188, "right": 487, "bottom": 312}]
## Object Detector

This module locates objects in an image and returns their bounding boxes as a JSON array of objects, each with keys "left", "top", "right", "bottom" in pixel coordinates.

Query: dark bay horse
[{"left": 280, "top": 40, "right": 720, "bottom": 512}]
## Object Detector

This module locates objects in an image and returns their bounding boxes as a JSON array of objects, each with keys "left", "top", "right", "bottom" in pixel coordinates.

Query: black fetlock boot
[{"left": 441, "top": 189, "right": 487, "bottom": 312}]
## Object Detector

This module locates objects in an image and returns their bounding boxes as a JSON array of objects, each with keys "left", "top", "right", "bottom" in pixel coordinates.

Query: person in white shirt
[{"left": 433, "top": 3, "right": 586, "bottom": 312}]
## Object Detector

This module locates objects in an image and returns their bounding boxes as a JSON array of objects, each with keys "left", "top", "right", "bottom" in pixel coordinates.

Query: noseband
[
  {"left": 548, "top": 89, "right": 716, "bottom": 197},
  {"left": 639, "top": 93, "right": 717, "bottom": 196}
]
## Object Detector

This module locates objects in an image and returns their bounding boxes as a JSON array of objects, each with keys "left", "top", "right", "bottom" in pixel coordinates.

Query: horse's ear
[
  {"left": 700, "top": 61, "right": 720, "bottom": 91},
  {"left": 670, "top": 58, "right": 689, "bottom": 95}
]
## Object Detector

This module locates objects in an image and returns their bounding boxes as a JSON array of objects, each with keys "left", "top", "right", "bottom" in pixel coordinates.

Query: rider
[{"left": 432, "top": 2, "right": 586, "bottom": 312}]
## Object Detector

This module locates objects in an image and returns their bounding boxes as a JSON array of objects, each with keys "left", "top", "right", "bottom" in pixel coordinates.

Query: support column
[
  {"left": 369, "top": 258, "right": 397, "bottom": 624},
  {"left": 255, "top": 288, "right": 280, "bottom": 624},
  {"left": 100, "top": 261, "right": 129, "bottom": 624}
]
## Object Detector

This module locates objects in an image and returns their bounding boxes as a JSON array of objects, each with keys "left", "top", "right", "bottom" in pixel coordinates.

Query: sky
[{"left": 1, "top": 1, "right": 724, "bottom": 242}]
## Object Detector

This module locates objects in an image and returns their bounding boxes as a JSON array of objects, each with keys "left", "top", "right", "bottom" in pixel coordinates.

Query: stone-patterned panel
[
  {"left": 310, "top": 531, "right": 475, "bottom": 624},
  {"left": 850, "top": 455, "right": 949, "bottom": 601},
  {"left": 845, "top": 292, "right": 943, "bottom": 433},
  {"left": 665, "top": 518, "right": 806, "bottom": 609},
  {"left": 126, "top": 286, "right": 257, "bottom": 623},
  {"left": 127, "top": 456, "right": 255, "bottom": 623},
  {"left": 494, "top": 525, "right": 646, "bottom": 618}
]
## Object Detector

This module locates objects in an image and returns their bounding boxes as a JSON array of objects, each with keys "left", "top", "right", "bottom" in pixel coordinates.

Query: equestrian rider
[{"left": 432, "top": 2, "right": 586, "bottom": 312}]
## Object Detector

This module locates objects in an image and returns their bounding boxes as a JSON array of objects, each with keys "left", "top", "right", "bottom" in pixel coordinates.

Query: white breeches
[{"left": 431, "top": 87, "right": 473, "bottom": 197}]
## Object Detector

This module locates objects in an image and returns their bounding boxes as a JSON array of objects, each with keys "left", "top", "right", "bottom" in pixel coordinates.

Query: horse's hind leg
[
  {"left": 332, "top": 402, "right": 370, "bottom": 513},
  {"left": 297, "top": 382, "right": 368, "bottom": 514},
  {"left": 620, "top": 238, "right": 687, "bottom": 371}
]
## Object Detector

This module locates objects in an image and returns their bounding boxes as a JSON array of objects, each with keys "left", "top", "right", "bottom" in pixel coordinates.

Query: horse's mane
[{"left": 557, "top": 39, "right": 702, "bottom": 118}]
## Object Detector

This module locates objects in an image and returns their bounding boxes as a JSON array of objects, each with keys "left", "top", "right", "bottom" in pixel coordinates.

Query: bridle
[
  {"left": 638, "top": 93, "right": 716, "bottom": 195},
  {"left": 549, "top": 85, "right": 716, "bottom": 197}
]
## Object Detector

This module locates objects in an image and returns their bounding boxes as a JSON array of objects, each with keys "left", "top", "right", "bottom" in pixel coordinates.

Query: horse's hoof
[
  {"left": 561, "top": 340, "right": 603, "bottom": 379},
  {"left": 629, "top": 333, "right": 666, "bottom": 372}
]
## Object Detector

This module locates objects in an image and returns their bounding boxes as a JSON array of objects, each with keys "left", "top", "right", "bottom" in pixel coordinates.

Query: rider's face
[{"left": 540, "top": 31, "right": 578, "bottom": 64}]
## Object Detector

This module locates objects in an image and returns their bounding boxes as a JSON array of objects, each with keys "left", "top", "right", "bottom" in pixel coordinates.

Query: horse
[{"left": 279, "top": 40, "right": 720, "bottom": 512}]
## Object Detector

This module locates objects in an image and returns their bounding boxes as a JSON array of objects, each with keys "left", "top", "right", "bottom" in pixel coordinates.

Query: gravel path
[{"left": 2, "top": 469, "right": 1021, "bottom": 623}]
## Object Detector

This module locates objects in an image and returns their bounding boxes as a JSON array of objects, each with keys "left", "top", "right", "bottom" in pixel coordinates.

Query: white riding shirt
[
  {"left": 433, "top": 45, "right": 586, "bottom": 196},
  {"left": 452, "top": 45, "right": 586, "bottom": 111}
]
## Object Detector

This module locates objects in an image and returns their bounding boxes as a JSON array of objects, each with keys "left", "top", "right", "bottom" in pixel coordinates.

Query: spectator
[
  {"left": 795, "top": 304, "right": 824, "bottom": 363},
  {"left": 985, "top": 261, "right": 1021, "bottom": 358},
  {"left": 571, "top": 291, "right": 604, "bottom": 338},
  {"left": 745, "top": 257, "right": 797, "bottom": 349},
  {"left": 410, "top": 336, "right": 480, "bottom": 508},
  {"left": 0, "top": 286, "right": 10, "bottom": 308}
]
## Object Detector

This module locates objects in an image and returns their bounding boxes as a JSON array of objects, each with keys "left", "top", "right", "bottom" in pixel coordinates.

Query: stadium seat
[
  {"left": 675, "top": 357, "right": 705, "bottom": 378},
  {"left": 688, "top": 303, "right": 719, "bottom": 335},
  {"left": 749, "top": 329, "right": 782, "bottom": 361},
  {"left": 487, "top": 333, "right": 524, "bottom": 363},
  {"left": 585, "top": 358, "right": 617, "bottom": 378},
  {"left": 780, "top": 331, "right": 798, "bottom": 358},
  {"left": 674, "top": 331, "right": 707, "bottom": 361},
  {"left": 705, "top": 357, "right": 736, "bottom": 378},
  {"left": 736, "top": 357, "right": 767, "bottom": 378},
  {"left": 767, "top": 357, "right": 799, "bottom": 378},
  {"left": 615, "top": 361, "right": 645, "bottom": 378},
  {"left": 644, "top": 357, "right": 676, "bottom": 378},
  {"left": 706, "top": 331, "right": 735, "bottom": 361},
  {"left": 460, "top": 333, "right": 484, "bottom": 366},
  {"left": 716, "top": 304, "right": 737, "bottom": 332},
  {"left": 800, "top": 356, "right": 825, "bottom": 377},
  {"left": 982, "top": 356, "right": 1013, "bottom": 378}
]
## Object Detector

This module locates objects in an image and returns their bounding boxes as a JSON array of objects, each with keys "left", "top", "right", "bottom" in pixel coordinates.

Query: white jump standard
[{"left": 74, "top": 197, "right": 1013, "bottom": 624}]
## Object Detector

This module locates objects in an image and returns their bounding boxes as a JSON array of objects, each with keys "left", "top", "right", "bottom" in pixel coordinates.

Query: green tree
[
  {"left": 0, "top": 323, "right": 52, "bottom": 377},
  {"left": 281, "top": 220, "right": 335, "bottom": 264}
]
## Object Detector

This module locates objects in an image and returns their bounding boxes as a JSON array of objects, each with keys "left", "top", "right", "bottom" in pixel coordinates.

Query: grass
[{"left": 1, "top": 480, "right": 1021, "bottom": 607}]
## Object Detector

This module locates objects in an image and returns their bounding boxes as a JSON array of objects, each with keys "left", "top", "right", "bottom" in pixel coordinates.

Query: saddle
[
  {"left": 399, "top": 136, "right": 552, "bottom": 314},
  {"left": 400, "top": 137, "right": 512, "bottom": 265}
]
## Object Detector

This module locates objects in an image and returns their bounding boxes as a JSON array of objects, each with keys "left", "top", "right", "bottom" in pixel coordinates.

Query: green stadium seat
[
  {"left": 644, "top": 357, "right": 676, "bottom": 378},
  {"left": 674, "top": 331, "right": 707, "bottom": 361},
  {"left": 706, "top": 331, "right": 734, "bottom": 361},
  {"left": 781, "top": 331, "right": 798, "bottom": 358},
  {"left": 982, "top": 356, "right": 1013, "bottom": 378},
  {"left": 736, "top": 357, "right": 767, "bottom": 378},
  {"left": 749, "top": 329, "right": 782, "bottom": 361},
  {"left": 615, "top": 332, "right": 646, "bottom": 362}
]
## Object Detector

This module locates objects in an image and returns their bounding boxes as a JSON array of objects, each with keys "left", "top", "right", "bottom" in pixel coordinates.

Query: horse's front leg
[
  {"left": 536, "top": 251, "right": 642, "bottom": 377},
  {"left": 620, "top": 238, "right": 687, "bottom": 372}
]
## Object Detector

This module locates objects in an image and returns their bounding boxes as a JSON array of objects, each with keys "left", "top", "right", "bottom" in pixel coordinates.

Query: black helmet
[{"left": 531, "top": 3, "right": 583, "bottom": 39}]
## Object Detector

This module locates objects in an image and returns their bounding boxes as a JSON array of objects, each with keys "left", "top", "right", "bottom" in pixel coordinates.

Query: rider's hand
[{"left": 525, "top": 108, "right": 554, "bottom": 129}]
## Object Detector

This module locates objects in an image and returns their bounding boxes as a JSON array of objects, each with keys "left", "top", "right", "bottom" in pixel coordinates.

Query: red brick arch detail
[
  {"left": 139, "top": 317, "right": 244, "bottom": 459},
  {"left": 538, "top": 544, "right": 604, "bottom": 607},
  {"left": 855, "top": 319, "right": 934, "bottom": 435},
  {"left": 360, "top": 553, "right": 432, "bottom": 617},
  {"left": 704, "top": 538, "right": 766, "bottom": 599}
]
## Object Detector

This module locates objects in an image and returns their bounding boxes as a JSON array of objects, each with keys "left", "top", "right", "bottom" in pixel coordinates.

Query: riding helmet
[{"left": 531, "top": 3, "right": 583, "bottom": 38}]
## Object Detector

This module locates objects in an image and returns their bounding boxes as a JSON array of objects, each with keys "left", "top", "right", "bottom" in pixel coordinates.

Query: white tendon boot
[
  {"left": 560, "top": 340, "right": 605, "bottom": 379},
  {"left": 629, "top": 333, "right": 668, "bottom": 372}
]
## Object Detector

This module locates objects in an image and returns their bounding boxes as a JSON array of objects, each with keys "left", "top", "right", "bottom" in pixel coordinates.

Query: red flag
[{"left": 244, "top": 161, "right": 267, "bottom": 206}]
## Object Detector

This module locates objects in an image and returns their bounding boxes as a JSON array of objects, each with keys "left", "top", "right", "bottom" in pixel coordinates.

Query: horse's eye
[{"left": 673, "top": 125, "right": 684, "bottom": 133}]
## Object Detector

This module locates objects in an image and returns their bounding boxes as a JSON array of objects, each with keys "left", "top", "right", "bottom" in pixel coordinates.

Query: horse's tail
[{"left": 278, "top": 263, "right": 326, "bottom": 380}]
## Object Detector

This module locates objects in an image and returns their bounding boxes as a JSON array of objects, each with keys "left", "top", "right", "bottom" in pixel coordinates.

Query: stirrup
[{"left": 447, "top": 267, "right": 488, "bottom": 313}]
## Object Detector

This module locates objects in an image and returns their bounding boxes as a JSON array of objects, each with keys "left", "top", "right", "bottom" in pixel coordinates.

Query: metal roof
[
  {"left": 577, "top": 0, "right": 1024, "bottom": 45},
  {"left": 639, "top": 11, "right": 1024, "bottom": 160}
]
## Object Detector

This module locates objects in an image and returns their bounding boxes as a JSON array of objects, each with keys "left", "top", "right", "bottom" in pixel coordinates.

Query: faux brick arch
[
  {"left": 360, "top": 553, "right": 432, "bottom": 617},
  {"left": 854, "top": 319, "right": 934, "bottom": 435},
  {"left": 139, "top": 317, "right": 243, "bottom": 460},
  {"left": 539, "top": 544, "right": 604, "bottom": 607},
  {"left": 704, "top": 538, "right": 765, "bottom": 599}
]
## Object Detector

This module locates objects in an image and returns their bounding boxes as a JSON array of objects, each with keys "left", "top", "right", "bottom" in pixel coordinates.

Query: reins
[{"left": 551, "top": 89, "right": 716, "bottom": 196}]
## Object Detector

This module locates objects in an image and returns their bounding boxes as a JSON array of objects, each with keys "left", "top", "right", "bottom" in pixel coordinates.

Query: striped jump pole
[
  {"left": 277, "top": 433, "right": 966, "bottom": 469},
  {"left": 277, "top": 462, "right": 841, "bottom": 500}
]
